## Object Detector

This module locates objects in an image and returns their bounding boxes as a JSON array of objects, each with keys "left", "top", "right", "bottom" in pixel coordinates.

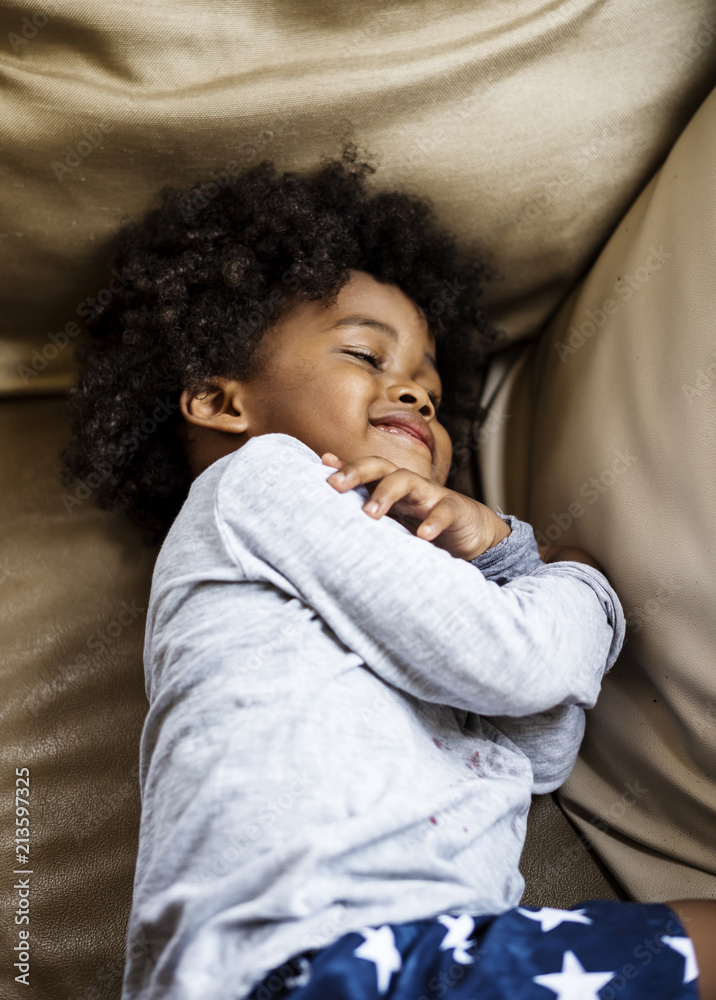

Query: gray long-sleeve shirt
[{"left": 121, "top": 432, "right": 625, "bottom": 1000}]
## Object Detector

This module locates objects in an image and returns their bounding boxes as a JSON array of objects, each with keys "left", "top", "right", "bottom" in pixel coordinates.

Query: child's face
[{"left": 179, "top": 269, "right": 453, "bottom": 485}]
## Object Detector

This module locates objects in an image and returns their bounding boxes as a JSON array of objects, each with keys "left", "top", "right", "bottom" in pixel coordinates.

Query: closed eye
[
  {"left": 345, "top": 349, "right": 380, "bottom": 367},
  {"left": 344, "top": 349, "right": 442, "bottom": 411}
]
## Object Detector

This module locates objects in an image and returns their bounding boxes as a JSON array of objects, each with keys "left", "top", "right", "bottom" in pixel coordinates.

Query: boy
[{"left": 59, "top": 145, "right": 715, "bottom": 999}]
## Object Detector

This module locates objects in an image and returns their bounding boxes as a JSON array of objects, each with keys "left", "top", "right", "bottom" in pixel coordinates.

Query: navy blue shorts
[{"left": 245, "top": 899, "right": 699, "bottom": 1000}]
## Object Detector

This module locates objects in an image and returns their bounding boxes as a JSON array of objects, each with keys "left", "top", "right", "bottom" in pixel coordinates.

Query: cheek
[
  {"left": 436, "top": 423, "right": 452, "bottom": 458},
  {"left": 433, "top": 425, "right": 453, "bottom": 482}
]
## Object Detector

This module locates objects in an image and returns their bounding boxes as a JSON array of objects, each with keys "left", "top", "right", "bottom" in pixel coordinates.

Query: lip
[{"left": 371, "top": 413, "right": 434, "bottom": 454}]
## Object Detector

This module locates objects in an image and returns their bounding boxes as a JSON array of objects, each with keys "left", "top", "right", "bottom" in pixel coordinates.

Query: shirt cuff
[{"left": 470, "top": 512, "right": 543, "bottom": 584}]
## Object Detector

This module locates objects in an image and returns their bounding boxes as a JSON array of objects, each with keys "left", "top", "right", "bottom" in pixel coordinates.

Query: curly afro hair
[{"left": 59, "top": 142, "right": 501, "bottom": 550}]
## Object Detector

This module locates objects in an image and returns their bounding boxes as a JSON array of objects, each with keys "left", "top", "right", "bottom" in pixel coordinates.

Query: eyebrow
[{"left": 327, "top": 315, "right": 438, "bottom": 373}]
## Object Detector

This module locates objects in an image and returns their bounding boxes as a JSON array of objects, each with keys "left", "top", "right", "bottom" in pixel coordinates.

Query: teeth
[{"left": 377, "top": 425, "right": 422, "bottom": 444}]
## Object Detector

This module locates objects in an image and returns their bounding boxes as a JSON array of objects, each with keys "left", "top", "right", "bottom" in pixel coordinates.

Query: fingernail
[{"left": 364, "top": 501, "right": 379, "bottom": 513}]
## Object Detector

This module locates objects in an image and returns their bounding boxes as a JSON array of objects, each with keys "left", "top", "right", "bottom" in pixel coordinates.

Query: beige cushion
[
  {"left": 0, "top": 397, "right": 155, "bottom": 998},
  {"left": 479, "top": 82, "right": 716, "bottom": 900},
  {"left": 3, "top": 2, "right": 716, "bottom": 396},
  {"left": 520, "top": 794, "right": 628, "bottom": 908},
  {"left": 3, "top": 3, "right": 714, "bottom": 994}
]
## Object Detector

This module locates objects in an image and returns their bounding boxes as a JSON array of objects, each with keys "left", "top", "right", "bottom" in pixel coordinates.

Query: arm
[
  {"left": 470, "top": 533, "right": 607, "bottom": 790},
  {"left": 475, "top": 704, "right": 586, "bottom": 794},
  {"left": 470, "top": 512, "right": 544, "bottom": 584},
  {"left": 475, "top": 542, "right": 610, "bottom": 790},
  {"left": 217, "top": 433, "right": 626, "bottom": 717}
]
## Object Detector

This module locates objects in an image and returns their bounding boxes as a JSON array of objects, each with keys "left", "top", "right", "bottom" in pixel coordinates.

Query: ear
[{"left": 179, "top": 378, "right": 248, "bottom": 434}]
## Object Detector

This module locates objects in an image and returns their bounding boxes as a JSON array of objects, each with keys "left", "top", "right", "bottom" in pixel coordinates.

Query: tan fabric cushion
[
  {"left": 3, "top": 3, "right": 713, "bottom": 994},
  {"left": 520, "top": 794, "right": 628, "bottom": 908},
  {"left": 479, "top": 82, "right": 716, "bottom": 900},
  {"left": 0, "top": 397, "right": 155, "bottom": 997},
  {"left": 3, "top": 1, "right": 716, "bottom": 396}
]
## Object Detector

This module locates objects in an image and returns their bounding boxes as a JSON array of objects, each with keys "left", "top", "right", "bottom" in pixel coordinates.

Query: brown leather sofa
[{"left": 2, "top": 3, "right": 716, "bottom": 996}]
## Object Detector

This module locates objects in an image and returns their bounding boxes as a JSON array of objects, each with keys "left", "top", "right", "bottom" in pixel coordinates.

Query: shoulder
[
  {"left": 214, "top": 432, "right": 327, "bottom": 509},
  {"left": 219, "top": 432, "right": 320, "bottom": 480},
  {"left": 241, "top": 432, "right": 319, "bottom": 462}
]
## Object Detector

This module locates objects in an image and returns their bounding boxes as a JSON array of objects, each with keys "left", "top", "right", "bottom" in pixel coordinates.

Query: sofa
[{"left": 2, "top": 2, "right": 715, "bottom": 996}]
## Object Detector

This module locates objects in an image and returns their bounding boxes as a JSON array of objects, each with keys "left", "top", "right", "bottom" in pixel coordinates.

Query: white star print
[
  {"left": 437, "top": 913, "right": 477, "bottom": 964},
  {"left": 661, "top": 934, "right": 700, "bottom": 983},
  {"left": 283, "top": 956, "right": 312, "bottom": 990},
  {"left": 533, "top": 950, "right": 616, "bottom": 999},
  {"left": 353, "top": 925, "right": 402, "bottom": 995},
  {"left": 517, "top": 906, "right": 593, "bottom": 932}
]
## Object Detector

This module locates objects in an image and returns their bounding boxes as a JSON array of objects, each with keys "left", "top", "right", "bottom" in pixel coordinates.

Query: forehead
[
  {"left": 284, "top": 270, "right": 434, "bottom": 339},
  {"left": 336, "top": 271, "right": 432, "bottom": 333}
]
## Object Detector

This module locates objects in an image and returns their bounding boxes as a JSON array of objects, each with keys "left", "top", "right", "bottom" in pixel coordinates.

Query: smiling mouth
[{"left": 374, "top": 424, "right": 431, "bottom": 451}]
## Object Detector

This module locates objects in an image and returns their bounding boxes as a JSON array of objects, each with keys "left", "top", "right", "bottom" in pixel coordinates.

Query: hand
[
  {"left": 537, "top": 543, "right": 604, "bottom": 574},
  {"left": 321, "top": 452, "right": 510, "bottom": 561}
]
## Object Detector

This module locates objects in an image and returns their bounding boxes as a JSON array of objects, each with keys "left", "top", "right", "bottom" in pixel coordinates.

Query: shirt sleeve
[
  {"left": 470, "top": 509, "right": 594, "bottom": 791},
  {"left": 216, "top": 433, "right": 626, "bottom": 718},
  {"left": 470, "top": 512, "right": 544, "bottom": 584},
  {"left": 474, "top": 704, "right": 587, "bottom": 795}
]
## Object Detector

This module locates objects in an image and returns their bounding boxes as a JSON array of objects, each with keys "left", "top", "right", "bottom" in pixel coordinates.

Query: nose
[{"left": 391, "top": 384, "right": 435, "bottom": 416}]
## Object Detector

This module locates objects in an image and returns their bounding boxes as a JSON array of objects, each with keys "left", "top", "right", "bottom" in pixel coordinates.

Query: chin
[{"left": 383, "top": 448, "right": 435, "bottom": 477}]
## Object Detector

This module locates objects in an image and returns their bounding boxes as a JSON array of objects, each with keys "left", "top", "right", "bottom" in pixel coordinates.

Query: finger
[
  {"left": 325, "top": 455, "right": 399, "bottom": 491},
  {"left": 321, "top": 452, "right": 343, "bottom": 467},
  {"left": 415, "top": 498, "right": 455, "bottom": 539},
  {"left": 361, "top": 468, "right": 438, "bottom": 518}
]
